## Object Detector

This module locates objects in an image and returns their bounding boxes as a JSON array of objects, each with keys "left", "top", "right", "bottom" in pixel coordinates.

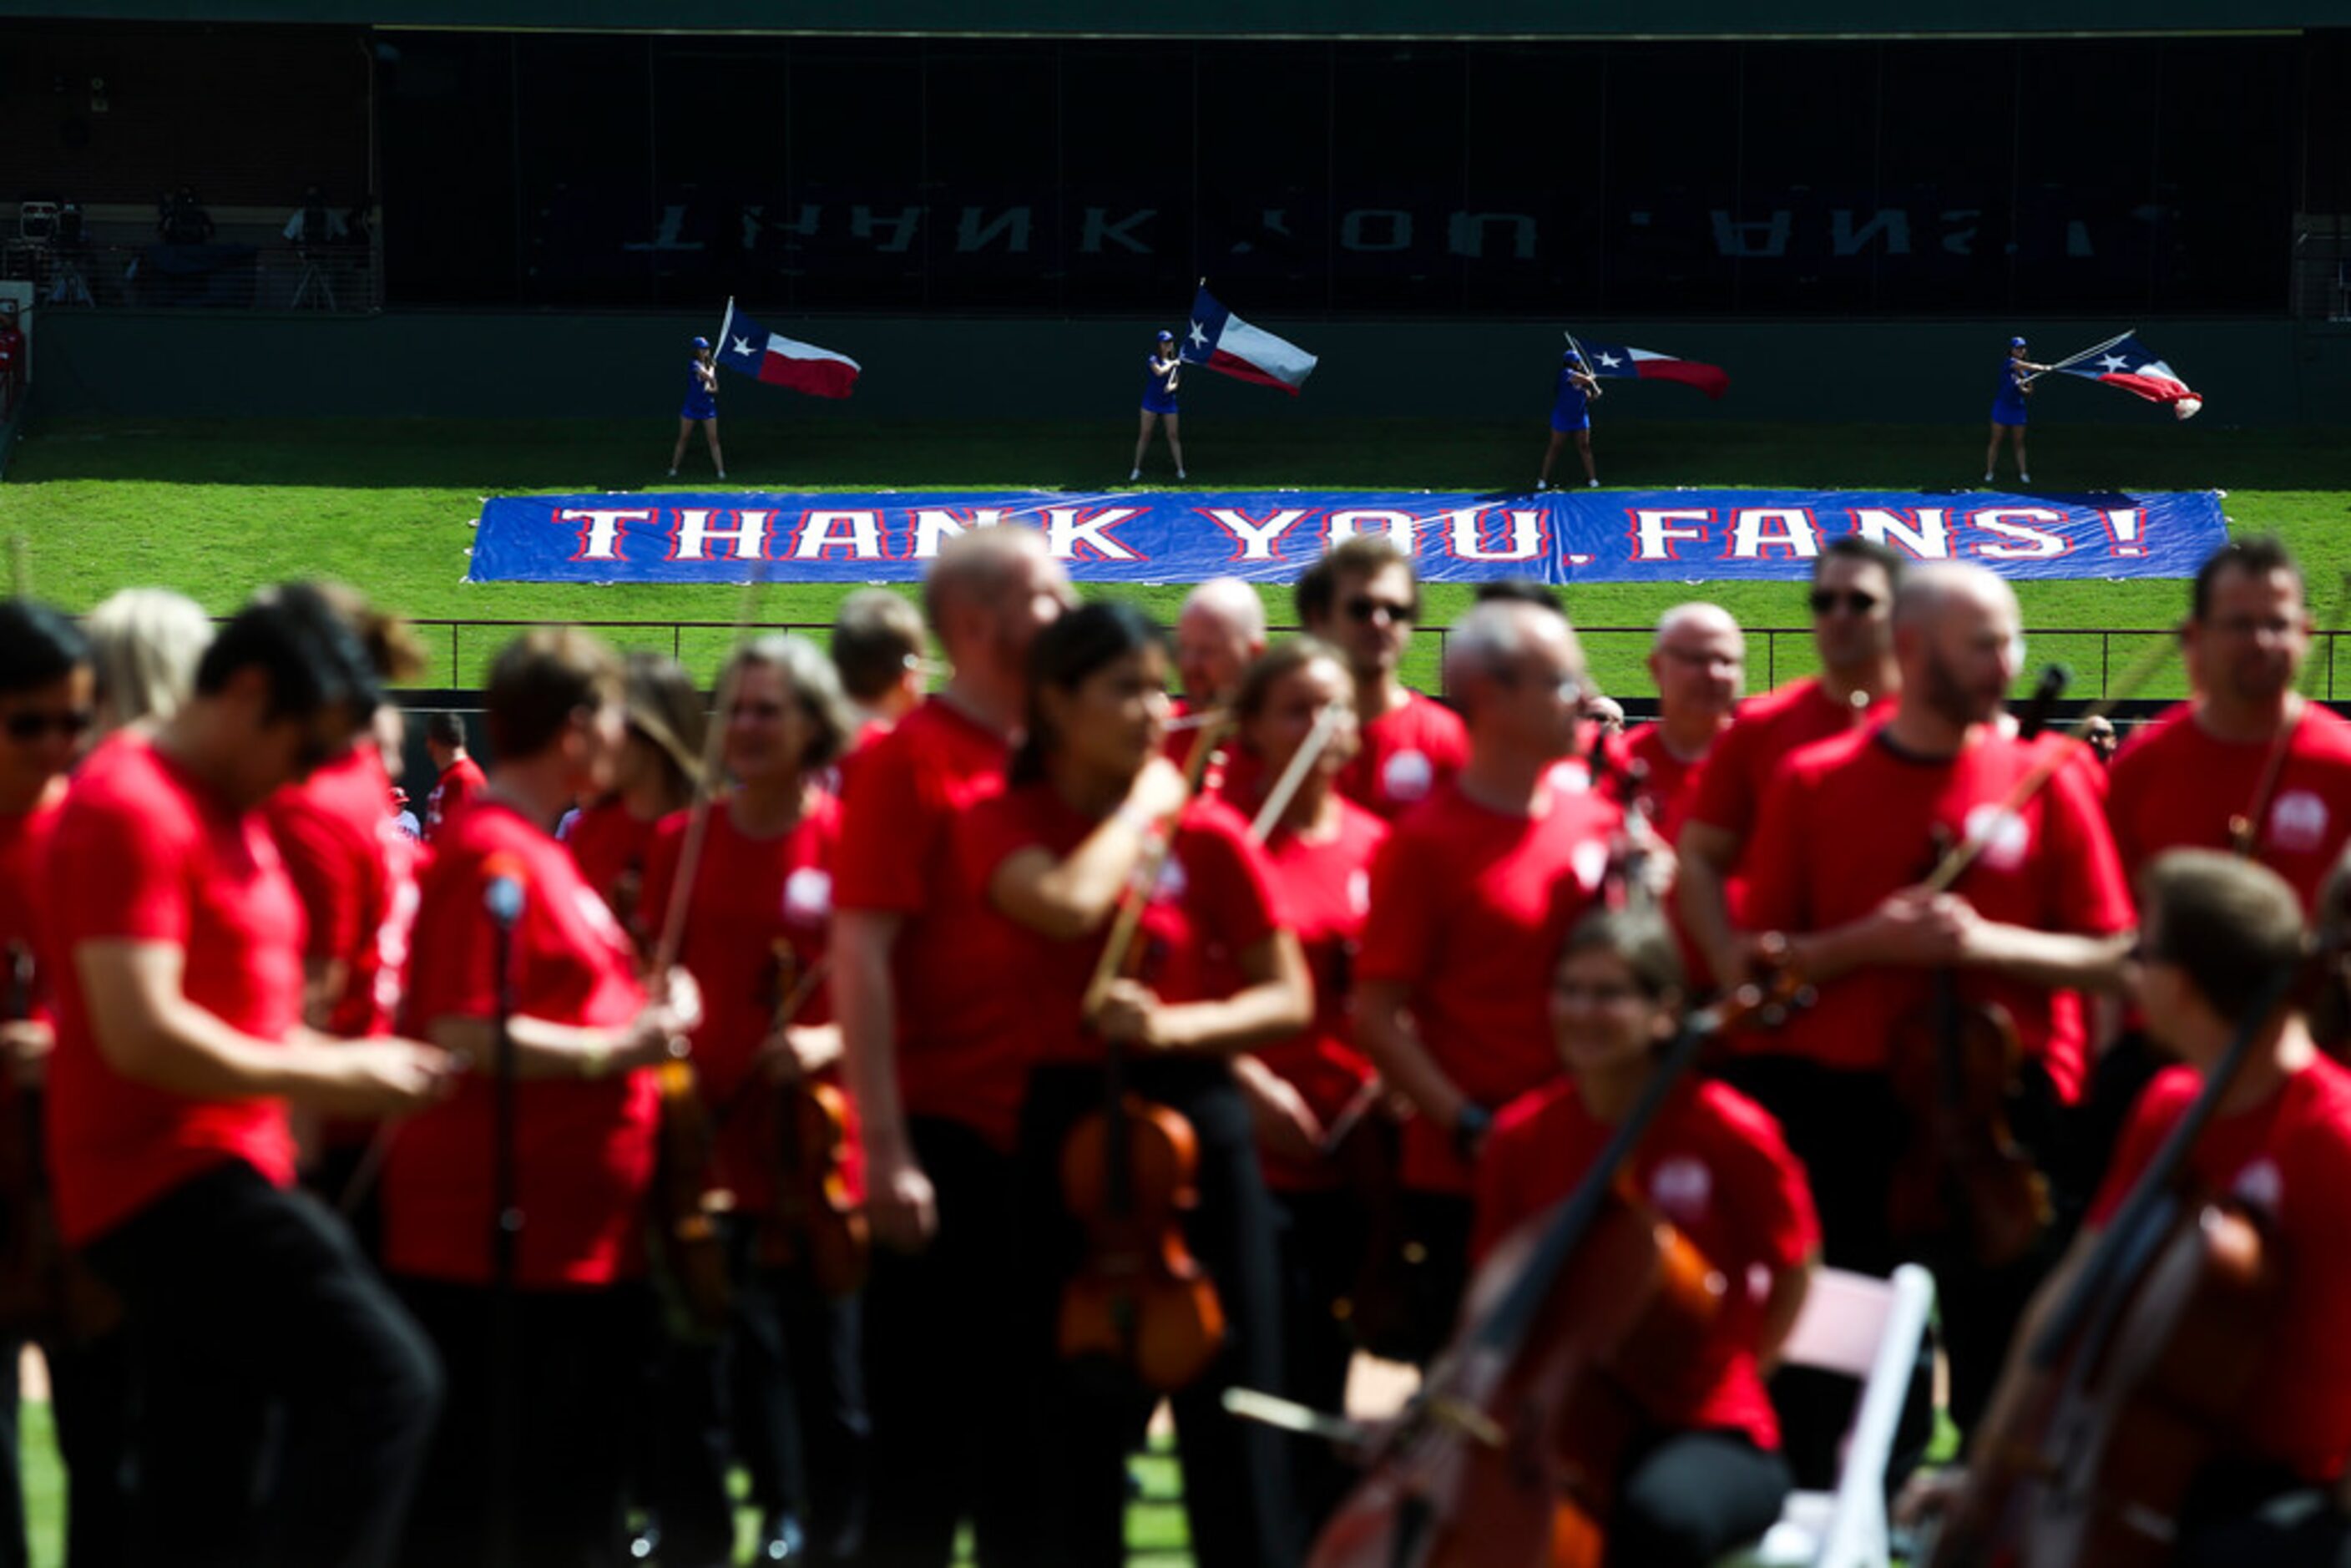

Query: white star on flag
[
  {"left": 1188, "top": 321, "right": 1209, "bottom": 350},
  {"left": 1597, "top": 353, "right": 1622, "bottom": 368},
  {"left": 732, "top": 336, "right": 755, "bottom": 357},
  {"left": 2098, "top": 352, "right": 2129, "bottom": 372}
]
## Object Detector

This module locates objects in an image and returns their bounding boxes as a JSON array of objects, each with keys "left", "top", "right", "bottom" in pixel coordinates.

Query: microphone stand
[{"left": 485, "top": 878, "right": 523, "bottom": 1565}]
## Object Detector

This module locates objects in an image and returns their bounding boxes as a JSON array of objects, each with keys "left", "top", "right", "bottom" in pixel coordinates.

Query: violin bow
[
  {"left": 2229, "top": 569, "right": 2351, "bottom": 857},
  {"left": 1082, "top": 713, "right": 1232, "bottom": 1020},
  {"left": 1924, "top": 633, "right": 2180, "bottom": 894}
]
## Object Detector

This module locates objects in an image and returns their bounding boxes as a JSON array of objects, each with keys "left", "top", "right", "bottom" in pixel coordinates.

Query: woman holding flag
[
  {"left": 1538, "top": 346, "right": 1602, "bottom": 491},
  {"left": 1130, "top": 327, "right": 1187, "bottom": 484},
  {"left": 670, "top": 335, "right": 726, "bottom": 482},
  {"left": 1984, "top": 335, "right": 2050, "bottom": 487}
]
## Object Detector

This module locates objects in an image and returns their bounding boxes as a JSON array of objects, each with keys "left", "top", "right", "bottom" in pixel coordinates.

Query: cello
[
  {"left": 1056, "top": 719, "right": 1231, "bottom": 1395},
  {"left": 1307, "top": 958, "right": 1810, "bottom": 1568},
  {"left": 753, "top": 941, "right": 868, "bottom": 1298},
  {"left": 1925, "top": 956, "right": 2303, "bottom": 1567}
]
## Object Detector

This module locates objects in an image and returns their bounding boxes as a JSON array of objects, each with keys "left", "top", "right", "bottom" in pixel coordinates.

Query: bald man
[
  {"left": 834, "top": 525, "right": 1074, "bottom": 1566},
  {"left": 1168, "top": 578, "right": 1269, "bottom": 788},
  {"left": 1621, "top": 603, "right": 1744, "bottom": 838},
  {"left": 1352, "top": 597, "right": 1622, "bottom": 1360},
  {"left": 1734, "top": 562, "right": 2135, "bottom": 1466}
]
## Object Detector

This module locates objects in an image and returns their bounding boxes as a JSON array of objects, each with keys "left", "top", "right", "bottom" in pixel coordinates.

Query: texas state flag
[
  {"left": 1571, "top": 336, "right": 1731, "bottom": 401},
  {"left": 713, "top": 301, "right": 861, "bottom": 399},
  {"left": 1180, "top": 288, "right": 1318, "bottom": 395},
  {"left": 2057, "top": 333, "right": 2202, "bottom": 419}
]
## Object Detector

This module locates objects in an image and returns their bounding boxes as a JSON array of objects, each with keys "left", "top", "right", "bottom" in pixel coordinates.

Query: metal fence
[
  {"left": 388, "top": 619, "right": 2263, "bottom": 705},
  {"left": 0, "top": 240, "right": 382, "bottom": 313}
]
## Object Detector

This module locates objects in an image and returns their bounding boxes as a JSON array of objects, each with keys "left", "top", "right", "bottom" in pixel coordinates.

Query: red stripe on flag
[
  {"left": 761, "top": 355, "right": 859, "bottom": 399},
  {"left": 1631, "top": 360, "right": 1731, "bottom": 401},
  {"left": 1207, "top": 349, "right": 1304, "bottom": 397}
]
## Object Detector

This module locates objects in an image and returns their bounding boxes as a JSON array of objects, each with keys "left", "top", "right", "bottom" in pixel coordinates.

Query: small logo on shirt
[
  {"left": 1649, "top": 1156, "right": 1714, "bottom": 1226},
  {"left": 2268, "top": 791, "right": 2330, "bottom": 854},
  {"left": 1570, "top": 839, "right": 1610, "bottom": 893},
  {"left": 1347, "top": 868, "right": 1372, "bottom": 916},
  {"left": 2232, "top": 1157, "right": 2283, "bottom": 1215},
  {"left": 1383, "top": 749, "right": 1434, "bottom": 803},
  {"left": 782, "top": 867, "right": 832, "bottom": 926},
  {"left": 1963, "top": 803, "right": 2031, "bottom": 873}
]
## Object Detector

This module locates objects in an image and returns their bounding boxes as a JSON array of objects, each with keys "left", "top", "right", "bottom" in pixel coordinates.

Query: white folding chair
[{"left": 1720, "top": 1263, "right": 1937, "bottom": 1568}]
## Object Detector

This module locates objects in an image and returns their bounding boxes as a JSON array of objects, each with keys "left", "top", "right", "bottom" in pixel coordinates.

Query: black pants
[
  {"left": 1267, "top": 1184, "right": 1368, "bottom": 1534},
  {"left": 1719, "top": 1056, "right": 2067, "bottom": 1486},
  {"left": 860, "top": 1116, "right": 1034, "bottom": 1568},
  {"left": 1018, "top": 1060, "right": 1299, "bottom": 1568},
  {"left": 2177, "top": 1461, "right": 2351, "bottom": 1567},
  {"left": 1609, "top": 1429, "right": 1792, "bottom": 1568},
  {"left": 80, "top": 1161, "right": 442, "bottom": 1568},
  {"left": 392, "top": 1277, "right": 650, "bottom": 1568},
  {"left": 655, "top": 1219, "right": 870, "bottom": 1565},
  {"left": 1374, "top": 1190, "right": 1474, "bottom": 1371}
]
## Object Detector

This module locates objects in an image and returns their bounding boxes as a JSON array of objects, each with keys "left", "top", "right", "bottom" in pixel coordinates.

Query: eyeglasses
[
  {"left": 1343, "top": 595, "right": 1415, "bottom": 625},
  {"left": 1808, "top": 589, "right": 1880, "bottom": 617},
  {"left": 3, "top": 710, "right": 94, "bottom": 743}
]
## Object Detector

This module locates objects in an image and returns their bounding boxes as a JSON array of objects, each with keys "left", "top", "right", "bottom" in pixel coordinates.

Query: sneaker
[
  {"left": 666, "top": 468, "right": 677, "bottom": 478},
  {"left": 1176, "top": 468, "right": 1187, "bottom": 481},
  {"left": 2020, "top": 472, "right": 2031, "bottom": 484},
  {"left": 1983, "top": 472, "right": 1995, "bottom": 483},
  {"left": 1129, "top": 468, "right": 1141, "bottom": 482},
  {"left": 1588, "top": 478, "right": 1600, "bottom": 488},
  {"left": 717, "top": 469, "right": 727, "bottom": 480}
]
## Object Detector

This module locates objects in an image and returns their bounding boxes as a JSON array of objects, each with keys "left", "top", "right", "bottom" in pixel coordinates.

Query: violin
[
  {"left": 652, "top": 1050, "right": 735, "bottom": 1340},
  {"left": 1309, "top": 959, "right": 1811, "bottom": 1568},
  {"left": 755, "top": 941, "right": 868, "bottom": 1299},
  {"left": 1927, "top": 960, "right": 2299, "bottom": 1567},
  {"left": 1057, "top": 723, "right": 1231, "bottom": 1395}
]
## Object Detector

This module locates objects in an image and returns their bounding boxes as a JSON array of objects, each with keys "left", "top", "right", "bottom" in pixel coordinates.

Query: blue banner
[{"left": 468, "top": 488, "right": 2225, "bottom": 585}]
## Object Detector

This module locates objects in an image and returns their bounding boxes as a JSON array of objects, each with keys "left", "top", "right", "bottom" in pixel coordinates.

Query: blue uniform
[
  {"left": 680, "top": 360, "right": 718, "bottom": 421},
  {"left": 1141, "top": 353, "right": 1181, "bottom": 416},
  {"left": 1990, "top": 357, "right": 2030, "bottom": 426},
  {"left": 1550, "top": 366, "right": 1591, "bottom": 434}
]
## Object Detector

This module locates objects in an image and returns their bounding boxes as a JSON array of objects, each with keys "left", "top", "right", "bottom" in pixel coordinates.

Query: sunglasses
[
  {"left": 1343, "top": 595, "right": 1415, "bottom": 625},
  {"left": 3, "top": 709, "right": 94, "bottom": 743},
  {"left": 1808, "top": 589, "right": 1880, "bottom": 616}
]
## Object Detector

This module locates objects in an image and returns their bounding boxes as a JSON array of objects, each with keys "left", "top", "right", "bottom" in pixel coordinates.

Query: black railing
[
  {"left": 0, "top": 240, "right": 382, "bottom": 313},
  {"left": 382, "top": 619, "right": 2247, "bottom": 704}
]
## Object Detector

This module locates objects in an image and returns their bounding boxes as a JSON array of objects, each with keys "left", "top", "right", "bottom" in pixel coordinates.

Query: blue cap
[
  {"left": 1156, "top": 330, "right": 1174, "bottom": 342},
  {"left": 2010, "top": 336, "right": 2027, "bottom": 347},
  {"left": 690, "top": 335, "right": 710, "bottom": 349}
]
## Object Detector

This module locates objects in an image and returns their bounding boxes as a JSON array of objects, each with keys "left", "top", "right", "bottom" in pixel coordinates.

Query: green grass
[{"left": 6, "top": 416, "right": 2351, "bottom": 701}]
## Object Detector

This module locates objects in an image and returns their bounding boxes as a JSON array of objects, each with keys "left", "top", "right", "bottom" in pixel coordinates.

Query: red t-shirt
[
  {"left": 1741, "top": 724, "right": 2135, "bottom": 1100},
  {"left": 2090, "top": 1055, "right": 2351, "bottom": 1483},
  {"left": 958, "top": 787, "right": 1282, "bottom": 1070},
  {"left": 264, "top": 745, "right": 419, "bottom": 1039},
  {"left": 564, "top": 796, "right": 664, "bottom": 949},
  {"left": 1337, "top": 691, "right": 1469, "bottom": 823},
  {"left": 2107, "top": 701, "right": 2351, "bottom": 916},
  {"left": 1474, "top": 1075, "right": 1819, "bottom": 1450},
  {"left": 1356, "top": 779, "right": 1621, "bottom": 1193},
  {"left": 832, "top": 698, "right": 1029, "bottom": 1148},
  {"left": 641, "top": 792, "right": 861, "bottom": 1214},
  {"left": 386, "top": 800, "right": 658, "bottom": 1288},
  {"left": 1620, "top": 722, "right": 1709, "bottom": 845},
  {"left": 1254, "top": 800, "right": 1388, "bottom": 1191},
  {"left": 0, "top": 791, "right": 63, "bottom": 1024},
  {"left": 423, "top": 754, "right": 486, "bottom": 844},
  {"left": 1683, "top": 679, "right": 1887, "bottom": 851},
  {"left": 45, "top": 737, "right": 303, "bottom": 1244}
]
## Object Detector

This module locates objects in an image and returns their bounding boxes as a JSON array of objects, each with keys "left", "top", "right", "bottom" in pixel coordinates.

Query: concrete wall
[{"left": 30, "top": 308, "right": 2351, "bottom": 427}]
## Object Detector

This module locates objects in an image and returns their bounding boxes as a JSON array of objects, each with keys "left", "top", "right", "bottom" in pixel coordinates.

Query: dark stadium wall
[{"left": 29, "top": 309, "right": 2351, "bottom": 427}]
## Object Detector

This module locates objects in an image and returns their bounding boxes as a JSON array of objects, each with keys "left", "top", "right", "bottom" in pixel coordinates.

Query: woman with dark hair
[
  {"left": 1130, "top": 329, "right": 1186, "bottom": 483},
  {"left": 638, "top": 634, "right": 868, "bottom": 1566},
  {"left": 959, "top": 601, "right": 1310, "bottom": 1566},
  {"left": 1471, "top": 907, "right": 1818, "bottom": 1568},
  {"left": 670, "top": 336, "right": 726, "bottom": 481},
  {"left": 1221, "top": 638, "right": 1387, "bottom": 1530}
]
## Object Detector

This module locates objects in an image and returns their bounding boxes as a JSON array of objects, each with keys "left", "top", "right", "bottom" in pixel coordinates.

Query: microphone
[
  {"left": 483, "top": 852, "right": 527, "bottom": 929},
  {"left": 2015, "top": 665, "right": 2071, "bottom": 742}
]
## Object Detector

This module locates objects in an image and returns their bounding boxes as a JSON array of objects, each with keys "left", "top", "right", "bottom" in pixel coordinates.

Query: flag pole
[
  {"left": 715, "top": 296, "right": 736, "bottom": 358},
  {"left": 2025, "top": 328, "right": 2131, "bottom": 384},
  {"left": 1563, "top": 327, "right": 1602, "bottom": 401}
]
